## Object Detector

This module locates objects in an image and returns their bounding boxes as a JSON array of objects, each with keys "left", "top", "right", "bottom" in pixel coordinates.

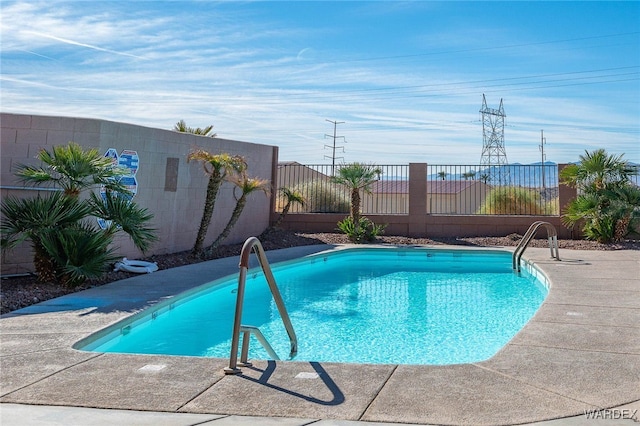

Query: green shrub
[
  {"left": 293, "top": 181, "right": 349, "bottom": 213},
  {"left": 560, "top": 149, "right": 640, "bottom": 242},
  {"left": 477, "top": 187, "right": 547, "bottom": 215},
  {"left": 1, "top": 142, "right": 157, "bottom": 286},
  {"left": 39, "top": 223, "right": 118, "bottom": 287},
  {"left": 337, "top": 216, "right": 386, "bottom": 243}
]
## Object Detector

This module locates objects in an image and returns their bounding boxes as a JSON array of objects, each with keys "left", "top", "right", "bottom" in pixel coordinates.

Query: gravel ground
[{"left": 2, "top": 229, "right": 639, "bottom": 315}]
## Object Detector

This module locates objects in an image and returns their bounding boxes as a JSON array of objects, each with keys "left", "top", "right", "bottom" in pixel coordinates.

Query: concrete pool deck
[{"left": 1, "top": 244, "right": 638, "bottom": 425}]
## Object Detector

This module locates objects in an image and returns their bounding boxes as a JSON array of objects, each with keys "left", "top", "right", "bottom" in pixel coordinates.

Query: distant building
[{"left": 364, "top": 180, "right": 490, "bottom": 214}]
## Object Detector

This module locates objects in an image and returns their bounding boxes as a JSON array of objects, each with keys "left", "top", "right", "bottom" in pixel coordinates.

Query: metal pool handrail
[
  {"left": 513, "top": 221, "right": 561, "bottom": 272},
  {"left": 224, "top": 237, "right": 298, "bottom": 375}
]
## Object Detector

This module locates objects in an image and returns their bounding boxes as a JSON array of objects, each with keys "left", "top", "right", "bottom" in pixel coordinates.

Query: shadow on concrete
[{"left": 240, "top": 361, "right": 345, "bottom": 406}]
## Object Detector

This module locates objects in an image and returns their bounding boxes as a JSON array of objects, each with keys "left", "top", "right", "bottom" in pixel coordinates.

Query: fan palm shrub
[
  {"left": 1, "top": 192, "right": 95, "bottom": 283},
  {"left": 1, "top": 142, "right": 157, "bottom": 286},
  {"left": 331, "top": 163, "right": 385, "bottom": 242},
  {"left": 560, "top": 149, "right": 639, "bottom": 242}
]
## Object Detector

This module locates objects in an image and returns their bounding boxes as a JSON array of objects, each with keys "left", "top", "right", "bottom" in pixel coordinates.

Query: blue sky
[{"left": 1, "top": 1, "right": 639, "bottom": 164}]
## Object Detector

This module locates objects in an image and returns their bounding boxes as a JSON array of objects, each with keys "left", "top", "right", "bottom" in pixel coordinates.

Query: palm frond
[
  {"left": 279, "top": 187, "right": 306, "bottom": 206},
  {"left": 89, "top": 192, "right": 158, "bottom": 252},
  {"left": 187, "top": 150, "right": 246, "bottom": 177},
  {"left": 1, "top": 192, "right": 91, "bottom": 250},
  {"left": 15, "top": 142, "right": 128, "bottom": 196},
  {"left": 173, "top": 120, "right": 217, "bottom": 137},
  {"left": 331, "top": 162, "right": 382, "bottom": 192},
  {"left": 39, "top": 223, "right": 118, "bottom": 287}
]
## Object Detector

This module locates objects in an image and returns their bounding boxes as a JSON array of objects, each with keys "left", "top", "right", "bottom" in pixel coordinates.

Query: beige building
[
  {"left": 363, "top": 180, "right": 490, "bottom": 215},
  {"left": 425, "top": 180, "right": 491, "bottom": 214}
]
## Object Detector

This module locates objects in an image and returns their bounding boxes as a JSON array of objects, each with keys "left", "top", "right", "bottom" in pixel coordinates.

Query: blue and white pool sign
[
  {"left": 118, "top": 150, "right": 139, "bottom": 176},
  {"left": 104, "top": 148, "right": 119, "bottom": 166},
  {"left": 118, "top": 175, "right": 138, "bottom": 200},
  {"left": 97, "top": 148, "right": 140, "bottom": 229}
]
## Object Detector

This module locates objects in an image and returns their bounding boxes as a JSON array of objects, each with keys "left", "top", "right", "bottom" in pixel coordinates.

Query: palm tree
[
  {"left": 560, "top": 149, "right": 639, "bottom": 242},
  {"left": 462, "top": 171, "right": 476, "bottom": 180},
  {"left": 610, "top": 185, "right": 640, "bottom": 241},
  {"left": 1, "top": 142, "right": 157, "bottom": 285},
  {"left": 437, "top": 171, "right": 447, "bottom": 181},
  {"left": 1, "top": 192, "right": 93, "bottom": 282},
  {"left": 205, "top": 174, "right": 270, "bottom": 254},
  {"left": 560, "top": 149, "right": 635, "bottom": 191},
  {"left": 331, "top": 163, "right": 382, "bottom": 226},
  {"left": 272, "top": 187, "right": 306, "bottom": 228},
  {"left": 173, "top": 119, "right": 217, "bottom": 137},
  {"left": 15, "top": 142, "right": 129, "bottom": 197},
  {"left": 187, "top": 150, "right": 246, "bottom": 255}
]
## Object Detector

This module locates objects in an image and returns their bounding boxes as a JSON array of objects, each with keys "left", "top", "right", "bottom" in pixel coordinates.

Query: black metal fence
[
  {"left": 426, "top": 164, "right": 559, "bottom": 215},
  {"left": 276, "top": 163, "right": 560, "bottom": 216}
]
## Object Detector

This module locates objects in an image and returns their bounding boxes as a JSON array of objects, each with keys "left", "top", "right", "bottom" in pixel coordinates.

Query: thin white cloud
[
  {"left": 23, "top": 30, "right": 146, "bottom": 59},
  {"left": 1, "top": 1, "right": 638, "bottom": 165}
]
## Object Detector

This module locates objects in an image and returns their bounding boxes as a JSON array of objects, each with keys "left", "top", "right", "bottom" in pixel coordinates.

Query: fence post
[
  {"left": 269, "top": 146, "right": 279, "bottom": 226},
  {"left": 557, "top": 163, "right": 578, "bottom": 238},
  {"left": 408, "top": 163, "right": 427, "bottom": 237}
]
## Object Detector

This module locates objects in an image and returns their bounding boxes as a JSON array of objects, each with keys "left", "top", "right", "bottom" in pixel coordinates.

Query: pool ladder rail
[
  {"left": 513, "top": 221, "right": 561, "bottom": 272},
  {"left": 224, "top": 237, "right": 298, "bottom": 375}
]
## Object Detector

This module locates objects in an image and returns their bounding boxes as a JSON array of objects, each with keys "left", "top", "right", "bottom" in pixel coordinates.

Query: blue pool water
[{"left": 81, "top": 248, "right": 548, "bottom": 365}]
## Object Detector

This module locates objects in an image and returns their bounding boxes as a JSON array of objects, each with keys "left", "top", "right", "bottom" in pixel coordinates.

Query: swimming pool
[{"left": 78, "top": 247, "right": 548, "bottom": 365}]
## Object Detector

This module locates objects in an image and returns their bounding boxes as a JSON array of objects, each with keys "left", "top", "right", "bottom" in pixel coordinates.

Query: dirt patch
[{"left": 2, "top": 229, "right": 638, "bottom": 315}]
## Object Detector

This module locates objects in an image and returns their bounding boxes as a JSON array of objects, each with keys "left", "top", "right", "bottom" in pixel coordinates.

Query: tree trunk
[
  {"left": 33, "top": 242, "right": 57, "bottom": 283},
  {"left": 192, "top": 175, "right": 223, "bottom": 255},
  {"left": 351, "top": 189, "right": 361, "bottom": 224},
  {"left": 205, "top": 195, "right": 247, "bottom": 255},
  {"left": 272, "top": 201, "right": 291, "bottom": 228},
  {"left": 614, "top": 214, "right": 631, "bottom": 242}
]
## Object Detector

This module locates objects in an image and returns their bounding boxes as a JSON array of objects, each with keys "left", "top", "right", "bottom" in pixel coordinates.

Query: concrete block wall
[{"left": 1, "top": 113, "right": 277, "bottom": 275}]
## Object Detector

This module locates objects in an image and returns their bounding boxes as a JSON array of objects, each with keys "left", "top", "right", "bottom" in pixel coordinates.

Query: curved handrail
[
  {"left": 225, "top": 237, "right": 298, "bottom": 374},
  {"left": 513, "top": 221, "right": 560, "bottom": 272}
]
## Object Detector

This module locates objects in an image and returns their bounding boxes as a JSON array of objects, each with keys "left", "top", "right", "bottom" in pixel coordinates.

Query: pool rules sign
[{"left": 97, "top": 148, "right": 140, "bottom": 229}]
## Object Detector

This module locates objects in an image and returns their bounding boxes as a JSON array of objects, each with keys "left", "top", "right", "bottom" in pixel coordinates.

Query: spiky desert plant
[
  {"left": 273, "top": 187, "right": 306, "bottom": 228},
  {"left": 187, "top": 150, "right": 246, "bottom": 255},
  {"left": 205, "top": 174, "right": 270, "bottom": 254}
]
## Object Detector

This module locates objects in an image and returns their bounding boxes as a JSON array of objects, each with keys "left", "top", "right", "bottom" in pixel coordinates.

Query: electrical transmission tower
[
  {"left": 324, "top": 119, "right": 345, "bottom": 175},
  {"left": 479, "top": 94, "right": 510, "bottom": 185}
]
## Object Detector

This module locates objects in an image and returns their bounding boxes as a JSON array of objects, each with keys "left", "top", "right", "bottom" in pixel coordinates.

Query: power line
[
  {"left": 317, "top": 32, "right": 640, "bottom": 65},
  {"left": 324, "top": 119, "right": 345, "bottom": 174},
  {"left": 7, "top": 66, "right": 637, "bottom": 106}
]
